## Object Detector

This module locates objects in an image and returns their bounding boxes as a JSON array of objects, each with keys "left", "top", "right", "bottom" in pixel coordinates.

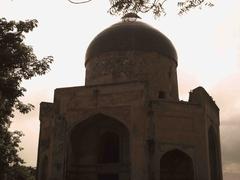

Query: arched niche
[
  {"left": 98, "top": 131, "right": 120, "bottom": 163},
  {"left": 208, "top": 126, "right": 221, "bottom": 180},
  {"left": 68, "top": 113, "right": 130, "bottom": 180},
  {"left": 160, "top": 149, "right": 194, "bottom": 180}
]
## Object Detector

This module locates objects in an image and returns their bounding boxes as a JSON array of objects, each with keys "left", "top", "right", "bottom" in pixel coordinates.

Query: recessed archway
[
  {"left": 68, "top": 113, "right": 129, "bottom": 180},
  {"left": 98, "top": 131, "right": 120, "bottom": 163},
  {"left": 160, "top": 149, "right": 194, "bottom": 180}
]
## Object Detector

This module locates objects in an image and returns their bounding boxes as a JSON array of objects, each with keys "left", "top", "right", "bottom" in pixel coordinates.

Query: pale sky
[{"left": 1, "top": 0, "right": 240, "bottom": 179}]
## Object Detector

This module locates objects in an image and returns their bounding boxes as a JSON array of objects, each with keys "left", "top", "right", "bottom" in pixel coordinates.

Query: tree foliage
[
  {"left": 0, "top": 18, "right": 53, "bottom": 176},
  {"left": 68, "top": 0, "right": 214, "bottom": 16},
  {"left": 5, "top": 165, "right": 36, "bottom": 180}
]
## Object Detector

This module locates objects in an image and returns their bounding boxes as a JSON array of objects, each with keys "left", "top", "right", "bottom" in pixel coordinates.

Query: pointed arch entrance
[
  {"left": 160, "top": 149, "right": 194, "bottom": 180},
  {"left": 68, "top": 114, "right": 130, "bottom": 180}
]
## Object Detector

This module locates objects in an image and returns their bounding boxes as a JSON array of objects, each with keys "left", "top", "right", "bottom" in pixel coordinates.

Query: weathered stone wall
[
  {"left": 38, "top": 78, "right": 223, "bottom": 180},
  {"left": 151, "top": 101, "right": 209, "bottom": 180},
  {"left": 85, "top": 51, "right": 178, "bottom": 101},
  {"left": 52, "top": 82, "right": 148, "bottom": 180},
  {"left": 37, "top": 102, "right": 54, "bottom": 180}
]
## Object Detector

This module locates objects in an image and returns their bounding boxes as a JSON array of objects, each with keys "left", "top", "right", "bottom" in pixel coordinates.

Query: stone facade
[{"left": 37, "top": 18, "right": 223, "bottom": 180}]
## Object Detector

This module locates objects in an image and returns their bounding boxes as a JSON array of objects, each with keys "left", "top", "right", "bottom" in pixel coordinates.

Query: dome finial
[{"left": 121, "top": 12, "right": 141, "bottom": 22}]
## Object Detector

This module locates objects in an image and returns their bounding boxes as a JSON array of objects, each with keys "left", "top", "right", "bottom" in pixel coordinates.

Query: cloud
[
  {"left": 224, "top": 172, "right": 240, "bottom": 180},
  {"left": 210, "top": 72, "right": 240, "bottom": 179},
  {"left": 221, "top": 117, "right": 240, "bottom": 165},
  {"left": 211, "top": 72, "right": 240, "bottom": 117}
]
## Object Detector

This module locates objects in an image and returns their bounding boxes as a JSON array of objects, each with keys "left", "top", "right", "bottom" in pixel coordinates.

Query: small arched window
[{"left": 98, "top": 132, "right": 120, "bottom": 163}]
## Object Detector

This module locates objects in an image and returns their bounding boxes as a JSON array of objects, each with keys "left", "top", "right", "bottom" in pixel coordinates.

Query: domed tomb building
[{"left": 37, "top": 15, "right": 223, "bottom": 180}]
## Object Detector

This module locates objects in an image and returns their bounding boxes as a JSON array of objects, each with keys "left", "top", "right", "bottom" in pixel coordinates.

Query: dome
[
  {"left": 84, "top": 18, "right": 179, "bottom": 100},
  {"left": 85, "top": 20, "right": 178, "bottom": 65}
]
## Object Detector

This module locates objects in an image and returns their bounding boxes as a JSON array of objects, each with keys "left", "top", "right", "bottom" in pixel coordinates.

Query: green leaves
[
  {"left": 0, "top": 18, "right": 53, "bottom": 176},
  {"left": 0, "top": 18, "right": 53, "bottom": 119},
  {"left": 4, "top": 165, "right": 36, "bottom": 180},
  {"left": 178, "top": 0, "right": 214, "bottom": 15},
  {"left": 15, "top": 100, "right": 34, "bottom": 114},
  {"left": 108, "top": 0, "right": 214, "bottom": 17},
  {"left": 67, "top": 0, "right": 214, "bottom": 17},
  {"left": 0, "top": 128, "right": 24, "bottom": 169}
]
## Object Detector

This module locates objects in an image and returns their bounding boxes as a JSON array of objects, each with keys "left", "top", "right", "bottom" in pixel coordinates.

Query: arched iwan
[
  {"left": 67, "top": 113, "right": 130, "bottom": 180},
  {"left": 160, "top": 149, "right": 194, "bottom": 180}
]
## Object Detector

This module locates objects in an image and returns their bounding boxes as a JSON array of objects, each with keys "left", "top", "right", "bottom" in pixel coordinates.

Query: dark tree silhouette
[
  {"left": 0, "top": 18, "right": 53, "bottom": 178},
  {"left": 5, "top": 165, "right": 36, "bottom": 180},
  {"left": 68, "top": 0, "right": 214, "bottom": 16}
]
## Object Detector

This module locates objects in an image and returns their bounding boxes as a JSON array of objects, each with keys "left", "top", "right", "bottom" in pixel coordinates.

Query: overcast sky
[{"left": 1, "top": 0, "right": 240, "bottom": 179}]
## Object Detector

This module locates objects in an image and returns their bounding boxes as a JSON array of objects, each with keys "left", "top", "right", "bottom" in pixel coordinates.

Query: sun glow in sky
[{"left": 1, "top": 0, "right": 240, "bottom": 179}]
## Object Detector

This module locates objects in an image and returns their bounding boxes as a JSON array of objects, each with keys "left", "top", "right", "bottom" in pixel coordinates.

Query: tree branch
[{"left": 68, "top": 0, "right": 93, "bottom": 4}]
